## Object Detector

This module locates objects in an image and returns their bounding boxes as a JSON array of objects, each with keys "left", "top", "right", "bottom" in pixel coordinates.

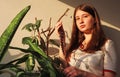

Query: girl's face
[{"left": 75, "top": 10, "right": 95, "bottom": 34}]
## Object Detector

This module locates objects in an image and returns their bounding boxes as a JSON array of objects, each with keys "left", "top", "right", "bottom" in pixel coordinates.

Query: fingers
[
  {"left": 55, "top": 21, "right": 62, "bottom": 34},
  {"left": 55, "top": 21, "right": 65, "bottom": 37},
  {"left": 63, "top": 66, "right": 83, "bottom": 77},
  {"left": 55, "top": 21, "right": 63, "bottom": 30},
  {"left": 63, "top": 66, "right": 76, "bottom": 77},
  {"left": 67, "top": 70, "right": 76, "bottom": 77}
]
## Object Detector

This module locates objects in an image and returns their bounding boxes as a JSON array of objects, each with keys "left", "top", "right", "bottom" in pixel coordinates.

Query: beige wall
[
  {"left": 0, "top": 0, "right": 120, "bottom": 77},
  {"left": 0, "top": 0, "right": 74, "bottom": 61}
]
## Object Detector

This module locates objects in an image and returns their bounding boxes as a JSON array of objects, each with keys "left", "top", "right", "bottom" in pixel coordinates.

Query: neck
[
  {"left": 80, "top": 33, "right": 92, "bottom": 50},
  {"left": 84, "top": 33, "right": 92, "bottom": 43}
]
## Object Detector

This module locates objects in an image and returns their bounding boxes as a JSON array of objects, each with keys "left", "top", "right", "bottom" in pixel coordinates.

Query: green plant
[
  {"left": 0, "top": 5, "right": 31, "bottom": 77},
  {"left": 0, "top": 5, "right": 31, "bottom": 62},
  {"left": 9, "top": 17, "right": 63, "bottom": 77},
  {"left": 0, "top": 6, "right": 69, "bottom": 77},
  {"left": 0, "top": 18, "right": 63, "bottom": 77}
]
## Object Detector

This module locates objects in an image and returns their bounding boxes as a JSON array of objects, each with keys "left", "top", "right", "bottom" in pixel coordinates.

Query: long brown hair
[{"left": 65, "top": 3, "right": 107, "bottom": 61}]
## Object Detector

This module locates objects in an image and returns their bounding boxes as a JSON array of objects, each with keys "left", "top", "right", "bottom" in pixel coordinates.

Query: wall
[
  {"left": 0, "top": 0, "right": 120, "bottom": 77},
  {"left": 0, "top": 0, "right": 73, "bottom": 62}
]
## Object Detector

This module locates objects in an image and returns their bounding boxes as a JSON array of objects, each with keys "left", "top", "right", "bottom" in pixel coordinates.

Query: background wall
[{"left": 0, "top": 0, "right": 120, "bottom": 77}]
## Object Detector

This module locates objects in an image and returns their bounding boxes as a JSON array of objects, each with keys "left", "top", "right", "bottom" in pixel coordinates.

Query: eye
[
  {"left": 75, "top": 17, "right": 80, "bottom": 20},
  {"left": 83, "top": 15, "right": 88, "bottom": 18}
]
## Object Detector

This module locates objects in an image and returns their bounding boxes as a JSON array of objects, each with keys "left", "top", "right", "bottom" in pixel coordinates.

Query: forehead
[{"left": 75, "top": 10, "right": 90, "bottom": 17}]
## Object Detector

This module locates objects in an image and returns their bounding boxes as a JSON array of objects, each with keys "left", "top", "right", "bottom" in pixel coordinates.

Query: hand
[
  {"left": 55, "top": 21, "right": 66, "bottom": 55},
  {"left": 55, "top": 21, "right": 62, "bottom": 30},
  {"left": 63, "top": 66, "right": 85, "bottom": 77},
  {"left": 55, "top": 21, "right": 65, "bottom": 37}
]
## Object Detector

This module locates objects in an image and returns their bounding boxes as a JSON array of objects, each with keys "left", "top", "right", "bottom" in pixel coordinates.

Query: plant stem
[{"left": 49, "top": 8, "right": 70, "bottom": 36}]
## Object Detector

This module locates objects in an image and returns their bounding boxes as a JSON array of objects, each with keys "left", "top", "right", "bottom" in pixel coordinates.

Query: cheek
[
  {"left": 76, "top": 21, "right": 79, "bottom": 26},
  {"left": 76, "top": 21, "right": 80, "bottom": 28},
  {"left": 86, "top": 19, "right": 95, "bottom": 28}
]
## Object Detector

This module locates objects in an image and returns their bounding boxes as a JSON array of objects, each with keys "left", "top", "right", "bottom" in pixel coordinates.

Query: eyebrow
[
  {"left": 75, "top": 16, "right": 79, "bottom": 18},
  {"left": 75, "top": 13, "right": 89, "bottom": 17}
]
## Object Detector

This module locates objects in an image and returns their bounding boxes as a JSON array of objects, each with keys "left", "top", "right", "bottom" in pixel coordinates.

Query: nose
[{"left": 80, "top": 18, "right": 83, "bottom": 24}]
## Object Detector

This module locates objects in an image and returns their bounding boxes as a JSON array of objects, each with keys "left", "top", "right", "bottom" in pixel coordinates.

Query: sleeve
[{"left": 104, "top": 40, "right": 117, "bottom": 73}]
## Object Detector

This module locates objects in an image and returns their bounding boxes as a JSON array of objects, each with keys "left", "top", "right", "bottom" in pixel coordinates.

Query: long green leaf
[
  {"left": 0, "top": 5, "right": 31, "bottom": 62},
  {"left": 36, "top": 57, "right": 57, "bottom": 77},
  {"left": 26, "top": 39, "right": 47, "bottom": 59},
  {"left": 0, "top": 54, "right": 30, "bottom": 70},
  {"left": 26, "top": 39, "right": 57, "bottom": 77},
  {"left": 9, "top": 46, "right": 30, "bottom": 53}
]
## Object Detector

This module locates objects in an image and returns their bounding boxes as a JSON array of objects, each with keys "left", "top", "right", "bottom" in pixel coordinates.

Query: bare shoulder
[{"left": 105, "top": 39, "right": 115, "bottom": 47}]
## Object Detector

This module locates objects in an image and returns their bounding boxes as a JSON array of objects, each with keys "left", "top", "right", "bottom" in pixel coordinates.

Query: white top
[{"left": 69, "top": 40, "right": 117, "bottom": 76}]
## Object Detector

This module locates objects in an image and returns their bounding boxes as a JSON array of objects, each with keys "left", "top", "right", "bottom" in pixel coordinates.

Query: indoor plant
[{"left": 0, "top": 5, "right": 69, "bottom": 77}]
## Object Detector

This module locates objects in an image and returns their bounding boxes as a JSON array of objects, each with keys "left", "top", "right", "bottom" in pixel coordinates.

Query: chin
[{"left": 80, "top": 29, "right": 86, "bottom": 32}]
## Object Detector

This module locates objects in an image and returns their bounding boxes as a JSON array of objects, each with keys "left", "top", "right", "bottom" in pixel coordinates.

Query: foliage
[
  {"left": 0, "top": 17, "right": 63, "bottom": 77},
  {"left": 0, "top": 6, "right": 70, "bottom": 77},
  {"left": 0, "top": 5, "right": 31, "bottom": 62}
]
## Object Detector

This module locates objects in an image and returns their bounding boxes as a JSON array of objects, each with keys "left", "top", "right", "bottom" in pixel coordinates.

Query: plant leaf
[
  {"left": 9, "top": 46, "right": 30, "bottom": 53},
  {"left": 16, "top": 71, "right": 24, "bottom": 77},
  {"left": 22, "top": 23, "right": 34, "bottom": 32},
  {"left": 24, "top": 38, "right": 47, "bottom": 59},
  {"left": 36, "top": 57, "right": 57, "bottom": 77},
  {"left": 15, "top": 54, "right": 29, "bottom": 65},
  {"left": 10, "top": 67, "right": 25, "bottom": 73},
  {"left": 35, "top": 19, "right": 42, "bottom": 29},
  {"left": 22, "top": 37, "right": 32, "bottom": 45},
  {"left": 25, "top": 54, "right": 35, "bottom": 71},
  {"left": 0, "top": 5, "right": 31, "bottom": 62}
]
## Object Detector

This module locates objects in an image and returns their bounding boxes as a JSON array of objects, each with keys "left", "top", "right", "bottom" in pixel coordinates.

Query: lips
[{"left": 80, "top": 25, "right": 85, "bottom": 28}]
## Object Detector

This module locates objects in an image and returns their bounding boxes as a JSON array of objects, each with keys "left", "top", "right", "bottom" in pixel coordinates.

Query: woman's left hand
[{"left": 63, "top": 66, "right": 85, "bottom": 77}]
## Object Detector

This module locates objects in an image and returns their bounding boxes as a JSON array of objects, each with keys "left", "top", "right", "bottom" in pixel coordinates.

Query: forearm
[
  {"left": 58, "top": 46, "right": 69, "bottom": 68},
  {"left": 83, "top": 71, "right": 103, "bottom": 77},
  {"left": 82, "top": 71, "right": 115, "bottom": 77}
]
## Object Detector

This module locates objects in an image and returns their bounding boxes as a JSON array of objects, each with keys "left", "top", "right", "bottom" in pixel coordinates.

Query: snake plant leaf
[{"left": 0, "top": 5, "right": 31, "bottom": 62}]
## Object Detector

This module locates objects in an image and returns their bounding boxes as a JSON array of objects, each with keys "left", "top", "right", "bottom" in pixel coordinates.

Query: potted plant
[{"left": 0, "top": 5, "right": 70, "bottom": 77}]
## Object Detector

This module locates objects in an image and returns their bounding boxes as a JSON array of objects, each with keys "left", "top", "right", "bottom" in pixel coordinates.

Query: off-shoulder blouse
[{"left": 69, "top": 40, "right": 117, "bottom": 76}]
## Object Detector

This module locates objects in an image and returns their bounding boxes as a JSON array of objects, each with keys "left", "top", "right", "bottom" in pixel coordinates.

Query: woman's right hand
[
  {"left": 55, "top": 21, "right": 62, "bottom": 30},
  {"left": 55, "top": 21, "right": 66, "bottom": 53},
  {"left": 55, "top": 21, "right": 66, "bottom": 64},
  {"left": 55, "top": 21, "right": 65, "bottom": 37}
]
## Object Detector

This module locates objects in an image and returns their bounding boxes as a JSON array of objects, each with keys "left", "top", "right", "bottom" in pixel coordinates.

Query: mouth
[{"left": 80, "top": 25, "right": 85, "bottom": 28}]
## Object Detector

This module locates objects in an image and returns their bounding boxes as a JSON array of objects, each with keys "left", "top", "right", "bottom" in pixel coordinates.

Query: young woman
[{"left": 55, "top": 3, "right": 117, "bottom": 77}]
